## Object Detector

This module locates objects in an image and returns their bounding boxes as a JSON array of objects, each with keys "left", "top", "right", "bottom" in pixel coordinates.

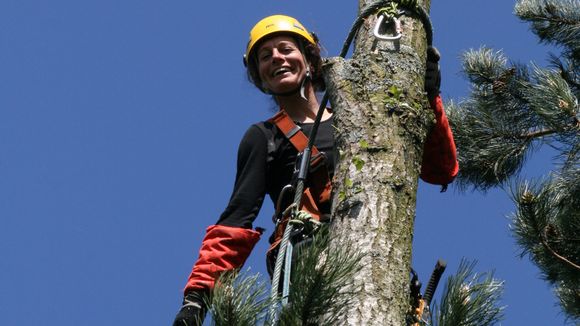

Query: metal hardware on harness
[
  {"left": 282, "top": 237, "right": 293, "bottom": 305},
  {"left": 279, "top": 208, "right": 319, "bottom": 306},
  {"left": 273, "top": 185, "right": 295, "bottom": 223},
  {"left": 373, "top": 12, "right": 402, "bottom": 41}
]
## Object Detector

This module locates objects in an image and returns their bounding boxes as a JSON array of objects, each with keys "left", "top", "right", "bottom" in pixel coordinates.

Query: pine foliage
[
  {"left": 278, "top": 227, "right": 364, "bottom": 325},
  {"left": 431, "top": 260, "right": 505, "bottom": 326},
  {"left": 207, "top": 226, "right": 364, "bottom": 325},
  {"left": 511, "top": 168, "right": 580, "bottom": 318},
  {"left": 515, "top": 0, "right": 580, "bottom": 59},
  {"left": 447, "top": 0, "right": 579, "bottom": 320},
  {"left": 208, "top": 271, "right": 272, "bottom": 326}
]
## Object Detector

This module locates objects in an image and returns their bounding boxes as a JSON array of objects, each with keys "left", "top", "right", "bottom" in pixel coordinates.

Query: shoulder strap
[
  {"left": 268, "top": 110, "right": 321, "bottom": 157},
  {"left": 268, "top": 109, "right": 331, "bottom": 218}
]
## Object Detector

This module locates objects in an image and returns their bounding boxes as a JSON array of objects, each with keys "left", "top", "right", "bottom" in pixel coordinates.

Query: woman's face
[{"left": 256, "top": 35, "right": 308, "bottom": 94}]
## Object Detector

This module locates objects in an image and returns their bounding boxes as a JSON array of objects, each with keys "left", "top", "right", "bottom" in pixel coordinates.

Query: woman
[{"left": 173, "top": 14, "right": 458, "bottom": 326}]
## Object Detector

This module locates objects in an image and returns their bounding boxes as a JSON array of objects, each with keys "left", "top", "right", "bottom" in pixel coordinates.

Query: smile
[{"left": 273, "top": 67, "right": 292, "bottom": 77}]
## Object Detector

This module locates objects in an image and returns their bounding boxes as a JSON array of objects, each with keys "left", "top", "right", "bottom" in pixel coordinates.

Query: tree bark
[{"left": 323, "top": 0, "right": 432, "bottom": 324}]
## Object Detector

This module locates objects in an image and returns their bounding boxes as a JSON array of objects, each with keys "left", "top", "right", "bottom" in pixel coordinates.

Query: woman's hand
[
  {"left": 173, "top": 291, "right": 207, "bottom": 326},
  {"left": 425, "top": 46, "right": 441, "bottom": 101}
]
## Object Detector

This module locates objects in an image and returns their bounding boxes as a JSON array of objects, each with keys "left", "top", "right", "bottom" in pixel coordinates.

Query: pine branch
[
  {"left": 432, "top": 260, "right": 505, "bottom": 326},
  {"left": 450, "top": 1, "right": 580, "bottom": 321},
  {"left": 516, "top": 128, "right": 558, "bottom": 139},
  {"left": 525, "top": 65, "right": 579, "bottom": 133},
  {"left": 209, "top": 270, "right": 272, "bottom": 326},
  {"left": 207, "top": 226, "right": 364, "bottom": 326},
  {"left": 278, "top": 226, "right": 365, "bottom": 325},
  {"left": 510, "top": 175, "right": 580, "bottom": 320},
  {"left": 547, "top": 53, "right": 580, "bottom": 91},
  {"left": 461, "top": 48, "right": 508, "bottom": 86},
  {"left": 447, "top": 97, "right": 538, "bottom": 191},
  {"left": 448, "top": 45, "right": 579, "bottom": 191},
  {"left": 556, "top": 284, "right": 580, "bottom": 319},
  {"left": 515, "top": 0, "right": 580, "bottom": 55},
  {"left": 541, "top": 226, "right": 580, "bottom": 271}
]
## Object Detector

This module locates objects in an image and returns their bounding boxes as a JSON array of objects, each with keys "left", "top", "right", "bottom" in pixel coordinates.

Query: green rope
[
  {"left": 377, "top": 3, "right": 399, "bottom": 18},
  {"left": 288, "top": 210, "right": 322, "bottom": 236}
]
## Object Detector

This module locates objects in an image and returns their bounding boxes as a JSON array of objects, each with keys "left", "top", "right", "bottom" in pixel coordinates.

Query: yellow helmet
[{"left": 244, "top": 15, "right": 316, "bottom": 66}]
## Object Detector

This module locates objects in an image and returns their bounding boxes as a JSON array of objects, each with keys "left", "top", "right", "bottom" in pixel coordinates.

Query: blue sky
[{"left": 0, "top": 1, "right": 567, "bottom": 325}]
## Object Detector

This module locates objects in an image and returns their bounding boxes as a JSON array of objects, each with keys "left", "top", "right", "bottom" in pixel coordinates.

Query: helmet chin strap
[{"left": 299, "top": 69, "right": 311, "bottom": 101}]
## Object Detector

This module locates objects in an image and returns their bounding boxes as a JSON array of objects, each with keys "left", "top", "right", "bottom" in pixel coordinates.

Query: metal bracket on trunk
[{"left": 373, "top": 12, "right": 402, "bottom": 41}]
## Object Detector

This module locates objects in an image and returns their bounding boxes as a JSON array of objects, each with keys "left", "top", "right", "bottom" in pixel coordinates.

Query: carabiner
[
  {"left": 274, "top": 185, "right": 295, "bottom": 223},
  {"left": 373, "top": 13, "right": 402, "bottom": 41}
]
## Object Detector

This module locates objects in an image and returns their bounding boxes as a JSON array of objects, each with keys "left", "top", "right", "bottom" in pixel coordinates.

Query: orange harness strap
[
  {"left": 269, "top": 110, "right": 321, "bottom": 157},
  {"left": 268, "top": 110, "right": 332, "bottom": 216},
  {"left": 266, "top": 111, "right": 332, "bottom": 274}
]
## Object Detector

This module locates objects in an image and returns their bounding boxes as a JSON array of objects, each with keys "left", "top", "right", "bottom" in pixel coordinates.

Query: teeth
[{"left": 274, "top": 67, "right": 290, "bottom": 76}]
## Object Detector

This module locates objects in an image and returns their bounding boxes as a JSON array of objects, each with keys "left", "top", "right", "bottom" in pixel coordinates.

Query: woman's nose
[{"left": 271, "top": 49, "right": 284, "bottom": 61}]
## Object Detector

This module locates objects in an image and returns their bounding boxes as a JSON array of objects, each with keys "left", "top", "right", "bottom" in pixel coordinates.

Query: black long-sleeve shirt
[{"left": 216, "top": 116, "right": 335, "bottom": 229}]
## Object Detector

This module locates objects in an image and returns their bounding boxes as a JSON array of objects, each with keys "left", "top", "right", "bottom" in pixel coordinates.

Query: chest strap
[{"left": 268, "top": 110, "right": 332, "bottom": 212}]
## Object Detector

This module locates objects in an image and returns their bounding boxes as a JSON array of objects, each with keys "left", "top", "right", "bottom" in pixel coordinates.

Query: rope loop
[{"left": 289, "top": 210, "right": 322, "bottom": 236}]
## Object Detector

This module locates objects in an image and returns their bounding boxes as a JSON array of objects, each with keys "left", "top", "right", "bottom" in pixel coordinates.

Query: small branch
[
  {"left": 516, "top": 128, "right": 558, "bottom": 140},
  {"left": 519, "top": 15, "right": 579, "bottom": 26},
  {"left": 541, "top": 227, "right": 580, "bottom": 271},
  {"left": 543, "top": 237, "right": 580, "bottom": 242}
]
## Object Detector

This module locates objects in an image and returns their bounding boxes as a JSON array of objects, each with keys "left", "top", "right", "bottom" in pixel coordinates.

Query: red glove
[{"left": 420, "top": 94, "right": 459, "bottom": 187}]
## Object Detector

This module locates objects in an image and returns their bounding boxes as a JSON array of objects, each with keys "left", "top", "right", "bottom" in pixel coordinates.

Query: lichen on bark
[{"left": 322, "top": 0, "right": 433, "bottom": 324}]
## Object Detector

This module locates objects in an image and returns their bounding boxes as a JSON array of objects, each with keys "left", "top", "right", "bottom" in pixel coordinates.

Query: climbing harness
[
  {"left": 267, "top": 1, "right": 435, "bottom": 323},
  {"left": 407, "top": 259, "right": 447, "bottom": 325},
  {"left": 267, "top": 104, "right": 331, "bottom": 323}
]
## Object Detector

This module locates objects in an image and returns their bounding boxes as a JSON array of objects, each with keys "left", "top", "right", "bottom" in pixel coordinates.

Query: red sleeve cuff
[{"left": 184, "top": 225, "right": 262, "bottom": 292}]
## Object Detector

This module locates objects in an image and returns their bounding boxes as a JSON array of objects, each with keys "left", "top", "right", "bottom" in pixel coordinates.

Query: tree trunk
[{"left": 323, "top": 1, "right": 432, "bottom": 324}]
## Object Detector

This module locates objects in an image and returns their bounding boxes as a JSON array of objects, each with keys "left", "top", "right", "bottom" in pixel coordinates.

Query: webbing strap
[{"left": 269, "top": 110, "right": 321, "bottom": 157}]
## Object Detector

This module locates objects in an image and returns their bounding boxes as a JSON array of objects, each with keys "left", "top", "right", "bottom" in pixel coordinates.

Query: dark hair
[{"left": 246, "top": 33, "right": 325, "bottom": 93}]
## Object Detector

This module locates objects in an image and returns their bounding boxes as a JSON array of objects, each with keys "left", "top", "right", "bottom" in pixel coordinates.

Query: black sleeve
[{"left": 216, "top": 125, "right": 268, "bottom": 229}]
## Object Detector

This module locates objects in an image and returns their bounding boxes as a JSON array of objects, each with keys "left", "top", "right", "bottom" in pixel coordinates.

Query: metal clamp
[{"left": 373, "top": 13, "right": 402, "bottom": 41}]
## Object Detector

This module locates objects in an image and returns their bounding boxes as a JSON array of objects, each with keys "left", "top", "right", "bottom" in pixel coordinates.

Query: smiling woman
[{"left": 172, "top": 15, "right": 336, "bottom": 326}]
